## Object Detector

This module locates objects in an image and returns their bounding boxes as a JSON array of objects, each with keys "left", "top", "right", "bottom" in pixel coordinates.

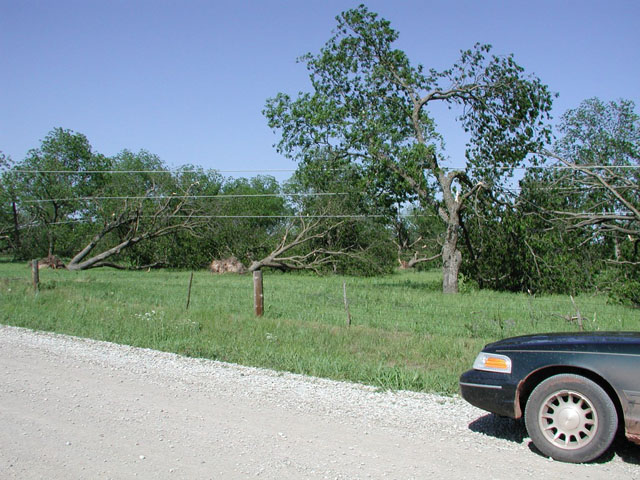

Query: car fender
[{"left": 514, "top": 361, "right": 625, "bottom": 420}]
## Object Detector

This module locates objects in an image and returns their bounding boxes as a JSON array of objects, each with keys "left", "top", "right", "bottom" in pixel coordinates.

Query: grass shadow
[{"left": 469, "top": 413, "right": 640, "bottom": 464}]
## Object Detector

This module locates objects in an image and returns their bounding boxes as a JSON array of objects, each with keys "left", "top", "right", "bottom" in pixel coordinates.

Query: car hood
[{"left": 483, "top": 331, "right": 640, "bottom": 354}]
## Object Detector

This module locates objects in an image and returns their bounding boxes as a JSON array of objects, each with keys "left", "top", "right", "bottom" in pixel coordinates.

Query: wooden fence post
[
  {"left": 32, "top": 259, "right": 39, "bottom": 293},
  {"left": 253, "top": 270, "right": 264, "bottom": 317},
  {"left": 343, "top": 281, "right": 352, "bottom": 327},
  {"left": 185, "top": 272, "right": 194, "bottom": 310}
]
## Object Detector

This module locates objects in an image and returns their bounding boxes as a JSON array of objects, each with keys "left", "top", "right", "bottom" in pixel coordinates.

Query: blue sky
[{"left": 1, "top": 0, "right": 638, "bottom": 181}]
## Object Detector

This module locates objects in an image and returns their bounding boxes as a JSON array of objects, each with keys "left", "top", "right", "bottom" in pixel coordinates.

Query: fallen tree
[
  {"left": 66, "top": 186, "right": 203, "bottom": 271},
  {"left": 248, "top": 216, "right": 351, "bottom": 273}
]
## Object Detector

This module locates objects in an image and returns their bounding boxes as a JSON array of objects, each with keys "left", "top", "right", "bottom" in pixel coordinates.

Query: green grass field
[{"left": 1, "top": 262, "right": 638, "bottom": 394}]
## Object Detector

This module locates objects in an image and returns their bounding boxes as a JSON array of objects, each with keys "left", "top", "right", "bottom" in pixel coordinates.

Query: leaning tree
[{"left": 264, "top": 5, "right": 553, "bottom": 292}]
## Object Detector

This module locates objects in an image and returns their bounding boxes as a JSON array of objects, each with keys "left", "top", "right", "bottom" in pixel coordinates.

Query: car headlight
[{"left": 472, "top": 352, "right": 512, "bottom": 374}]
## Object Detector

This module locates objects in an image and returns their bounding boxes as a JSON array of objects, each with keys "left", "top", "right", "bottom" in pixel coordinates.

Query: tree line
[
  {"left": 0, "top": 128, "right": 398, "bottom": 275},
  {"left": 1, "top": 5, "right": 638, "bottom": 304}
]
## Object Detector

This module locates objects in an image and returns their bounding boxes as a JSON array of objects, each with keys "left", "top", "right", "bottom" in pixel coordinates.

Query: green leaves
[
  {"left": 266, "top": 5, "right": 422, "bottom": 169},
  {"left": 265, "top": 5, "right": 553, "bottom": 194}
]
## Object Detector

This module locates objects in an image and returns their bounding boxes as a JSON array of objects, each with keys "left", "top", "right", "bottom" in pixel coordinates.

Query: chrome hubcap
[{"left": 538, "top": 390, "right": 598, "bottom": 450}]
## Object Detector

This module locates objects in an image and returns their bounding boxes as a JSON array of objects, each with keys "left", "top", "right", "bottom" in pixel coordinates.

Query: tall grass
[{"left": 1, "top": 263, "right": 638, "bottom": 394}]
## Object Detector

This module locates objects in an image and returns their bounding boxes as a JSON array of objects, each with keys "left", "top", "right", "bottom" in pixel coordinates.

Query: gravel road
[{"left": 1, "top": 325, "right": 638, "bottom": 479}]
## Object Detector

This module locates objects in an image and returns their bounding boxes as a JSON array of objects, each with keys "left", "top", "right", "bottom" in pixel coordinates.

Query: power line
[
  {"left": 26, "top": 208, "right": 633, "bottom": 227},
  {"left": 477, "top": 165, "right": 640, "bottom": 171},
  {"left": 498, "top": 185, "right": 639, "bottom": 194},
  {"left": 10, "top": 169, "right": 297, "bottom": 175},
  {"left": 165, "top": 214, "right": 436, "bottom": 219},
  {"left": 16, "top": 183, "right": 639, "bottom": 204},
  {"left": 21, "top": 192, "right": 352, "bottom": 204},
  {"left": 8, "top": 164, "right": 640, "bottom": 175},
  {"left": 18, "top": 212, "right": 438, "bottom": 228},
  {"left": 15, "top": 181, "right": 639, "bottom": 204},
  {"left": 16, "top": 190, "right": 638, "bottom": 219},
  {"left": 22, "top": 210, "right": 632, "bottom": 233}
]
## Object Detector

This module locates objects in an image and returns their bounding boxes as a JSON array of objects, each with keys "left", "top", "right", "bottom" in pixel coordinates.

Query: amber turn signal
[{"left": 472, "top": 352, "right": 512, "bottom": 374}]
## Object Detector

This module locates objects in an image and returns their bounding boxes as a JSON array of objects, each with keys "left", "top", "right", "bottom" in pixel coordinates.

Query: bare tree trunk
[
  {"left": 65, "top": 187, "right": 203, "bottom": 271},
  {"left": 438, "top": 172, "right": 464, "bottom": 294},
  {"left": 614, "top": 236, "right": 621, "bottom": 261},
  {"left": 66, "top": 219, "right": 125, "bottom": 270},
  {"left": 382, "top": 153, "right": 483, "bottom": 294},
  {"left": 47, "top": 230, "right": 54, "bottom": 257},
  {"left": 442, "top": 222, "right": 462, "bottom": 294},
  {"left": 48, "top": 202, "right": 61, "bottom": 257},
  {"left": 67, "top": 237, "right": 137, "bottom": 270},
  {"left": 11, "top": 201, "right": 21, "bottom": 250}
]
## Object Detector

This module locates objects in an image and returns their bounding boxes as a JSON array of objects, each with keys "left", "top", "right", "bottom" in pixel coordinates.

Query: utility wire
[
  {"left": 29, "top": 209, "right": 637, "bottom": 224},
  {"left": 9, "top": 165, "right": 640, "bottom": 175},
  {"left": 18, "top": 212, "right": 439, "bottom": 228},
  {"left": 16, "top": 183, "right": 639, "bottom": 205},
  {"left": 498, "top": 185, "right": 639, "bottom": 194},
  {"left": 163, "top": 214, "right": 437, "bottom": 219},
  {"left": 21, "top": 192, "right": 351, "bottom": 204},
  {"left": 10, "top": 169, "right": 297, "bottom": 174},
  {"left": 15, "top": 183, "right": 639, "bottom": 205}
]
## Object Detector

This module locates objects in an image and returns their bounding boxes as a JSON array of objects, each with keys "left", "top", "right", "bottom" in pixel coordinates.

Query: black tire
[{"left": 524, "top": 374, "right": 618, "bottom": 463}]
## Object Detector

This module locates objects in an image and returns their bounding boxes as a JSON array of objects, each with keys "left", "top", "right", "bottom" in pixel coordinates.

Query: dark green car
[{"left": 460, "top": 332, "right": 640, "bottom": 463}]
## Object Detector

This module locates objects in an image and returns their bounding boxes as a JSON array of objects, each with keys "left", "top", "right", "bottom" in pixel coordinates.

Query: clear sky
[{"left": 1, "top": 0, "right": 638, "bottom": 181}]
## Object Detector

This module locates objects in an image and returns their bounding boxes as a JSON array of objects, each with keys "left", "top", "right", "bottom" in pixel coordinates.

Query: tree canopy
[{"left": 264, "top": 5, "right": 554, "bottom": 292}]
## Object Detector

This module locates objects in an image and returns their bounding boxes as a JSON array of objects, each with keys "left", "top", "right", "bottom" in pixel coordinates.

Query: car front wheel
[{"left": 524, "top": 374, "right": 618, "bottom": 463}]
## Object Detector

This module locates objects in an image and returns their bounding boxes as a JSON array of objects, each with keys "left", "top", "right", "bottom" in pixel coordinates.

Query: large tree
[
  {"left": 265, "top": 5, "right": 553, "bottom": 292},
  {"left": 12, "top": 128, "right": 111, "bottom": 258}
]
